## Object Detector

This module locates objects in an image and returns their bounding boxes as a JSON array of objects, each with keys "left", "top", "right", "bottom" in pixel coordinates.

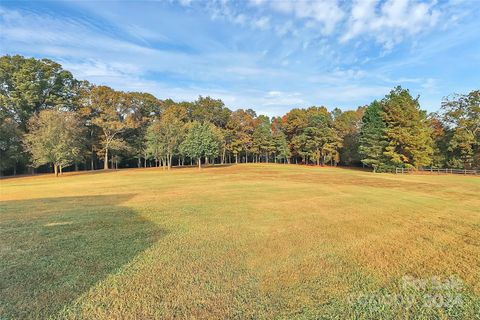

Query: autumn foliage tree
[
  {"left": 81, "top": 86, "right": 138, "bottom": 169},
  {"left": 440, "top": 91, "right": 480, "bottom": 169}
]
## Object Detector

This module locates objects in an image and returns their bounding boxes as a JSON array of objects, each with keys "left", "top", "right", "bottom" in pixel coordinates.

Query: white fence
[{"left": 395, "top": 167, "right": 478, "bottom": 175}]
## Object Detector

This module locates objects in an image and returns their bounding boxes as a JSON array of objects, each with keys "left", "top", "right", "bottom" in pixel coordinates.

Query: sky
[{"left": 1, "top": 0, "right": 479, "bottom": 116}]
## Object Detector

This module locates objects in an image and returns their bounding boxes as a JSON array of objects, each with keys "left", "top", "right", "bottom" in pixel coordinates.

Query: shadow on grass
[{"left": 0, "top": 194, "right": 164, "bottom": 319}]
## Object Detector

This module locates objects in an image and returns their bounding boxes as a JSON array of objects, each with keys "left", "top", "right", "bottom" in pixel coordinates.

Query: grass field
[{"left": 1, "top": 164, "right": 479, "bottom": 319}]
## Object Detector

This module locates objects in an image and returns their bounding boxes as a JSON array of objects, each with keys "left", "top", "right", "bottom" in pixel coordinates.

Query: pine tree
[
  {"left": 359, "top": 101, "right": 388, "bottom": 172},
  {"left": 381, "top": 87, "right": 433, "bottom": 169}
]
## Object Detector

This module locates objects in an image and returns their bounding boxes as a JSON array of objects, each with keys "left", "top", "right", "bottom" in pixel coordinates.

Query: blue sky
[{"left": 1, "top": 0, "right": 479, "bottom": 116}]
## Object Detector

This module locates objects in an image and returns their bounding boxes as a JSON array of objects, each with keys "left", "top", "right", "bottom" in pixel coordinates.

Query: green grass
[{"left": 1, "top": 164, "right": 479, "bottom": 319}]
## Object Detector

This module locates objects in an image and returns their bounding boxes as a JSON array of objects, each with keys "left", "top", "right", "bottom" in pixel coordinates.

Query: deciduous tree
[
  {"left": 23, "top": 110, "right": 84, "bottom": 176},
  {"left": 180, "top": 121, "right": 219, "bottom": 169}
]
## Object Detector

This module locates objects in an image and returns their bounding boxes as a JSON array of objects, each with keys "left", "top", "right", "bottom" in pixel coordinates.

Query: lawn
[{"left": 0, "top": 164, "right": 479, "bottom": 319}]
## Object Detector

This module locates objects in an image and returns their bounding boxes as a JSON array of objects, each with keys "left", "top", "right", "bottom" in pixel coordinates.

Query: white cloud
[
  {"left": 341, "top": 0, "right": 440, "bottom": 47},
  {"left": 1, "top": 1, "right": 477, "bottom": 115},
  {"left": 253, "top": 16, "right": 270, "bottom": 30},
  {"left": 252, "top": 0, "right": 345, "bottom": 35}
]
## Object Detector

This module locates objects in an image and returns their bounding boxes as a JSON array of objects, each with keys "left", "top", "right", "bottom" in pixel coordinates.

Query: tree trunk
[
  {"left": 104, "top": 149, "right": 109, "bottom": 169},
  {"left": 54, "top": 164, "right": 58, "bottom": 177},
  {"left": 91, "top": 146, "right": 95, "bottom": 170},
  {"left": 198, "top": 157, "right": 202, "bottom": 170},
  {"left": 60, "top": 165, "right": 63, "bottom": 175}
]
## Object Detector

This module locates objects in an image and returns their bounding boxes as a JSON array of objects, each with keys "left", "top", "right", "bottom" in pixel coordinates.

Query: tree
[
  {"left": 272, "top": 130, "right": 290, "bottom": 163},
  {"left": 428, "top": 114, "right": 448, "bottom": 168},
  {"left": 125, "top": 92, "right": 163, "bottom": 168},
  {"left": 145, "top": 121, "right": 166, "bottom": 167},
  {"left": 180, "top": 121, "right": 219, "bottom": 169},
  {"left": 0, "top": 55, "right": 77, "bottom": 174},
  {"left": 359, "top": 101, "right": 388, "bottom": 172},
  {"left": 441, "top": 90, "right": 480, "bottom": 168},
  {"left": 381, "top": 87, "right": 433, "bottom": 169},
  {"left": 0, "top": 117, "right": 23, "bottom": 175},
  {"left": 23, "top": 110, "right": 84, "bottom": 176},
  {"left": 145, "top": 111, "right": 184, "bottom": 169},
  {"left": 281, "top": 108, "right": 309, "bottom": 142},
  {"left": 252, "top": 115, "right": 274, "bottom": 162},
  {"left": 0, "top": 55, "right": 76, "bottom": 130},
  {"left": 80, "top": 86, "right": 137, "bottom": 169},
  {"left": 333, "top": 107, "right": 364, "bottom": 166},
  {"left": 191, "top": 96, "right": 231, "bottom": 128},
  {"left": 226, "top": 109, "right": 255, "bottom": 163},
  {"left": 211, "top": 125, "right": 228, "bottom": 164}
]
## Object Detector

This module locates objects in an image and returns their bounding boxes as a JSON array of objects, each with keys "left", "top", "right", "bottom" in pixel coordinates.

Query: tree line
[{"left": 0, "top": 55, "right": 478, "bottom": 176}]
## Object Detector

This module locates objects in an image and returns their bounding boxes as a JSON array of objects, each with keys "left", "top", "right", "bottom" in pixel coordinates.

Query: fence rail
[{"left": 395, "top": 167, "right": 478, "bottom": 175}]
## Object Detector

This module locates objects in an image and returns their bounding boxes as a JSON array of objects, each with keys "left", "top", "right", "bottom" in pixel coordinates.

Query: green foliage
[
  {"left": 145, "top": 121, "right": 166, "bottom": 164},
  {"left": 252, "top": 115, "right": 274, "bottom": 161},
  {"left": 289, "top": 107, "right": 342, "bottom": 165},
  {"left": 0, "top": 55, "right": 76, "bottom": 129},
  {"left": 180, "top": 121, "right": 219, "bottom": 167},
  {"left": 441, "top": 90, "right": 480, "bottom": 169},
  {"left": 23, "top": 109, "right": 84, "bottom": 175},
  {"left": 191, "top": 96, "right": 231, "bottom": 128},
  {"left": 334, "top": 108, "right": 364, "bottom": 166},
  {"left": 381, "top": 87, "right": 433, "bottom": 169},
  {"left": 359, "top": 101, "right": 389, "bottom": 171},
  {"left": 272, "top": 130, "right": 290, "bottom": 163},
  {"left": 428, "top": 114, "right": 448, "bottom": 168},
  {"left": 0, "top": 117, "right": 23, "bottom": 173},
  {"left": 359, "top": 88, "right": 436, "bottom": 172},
  {"left": 145, "top": 111, "right": 184, "bottom": 168}
]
